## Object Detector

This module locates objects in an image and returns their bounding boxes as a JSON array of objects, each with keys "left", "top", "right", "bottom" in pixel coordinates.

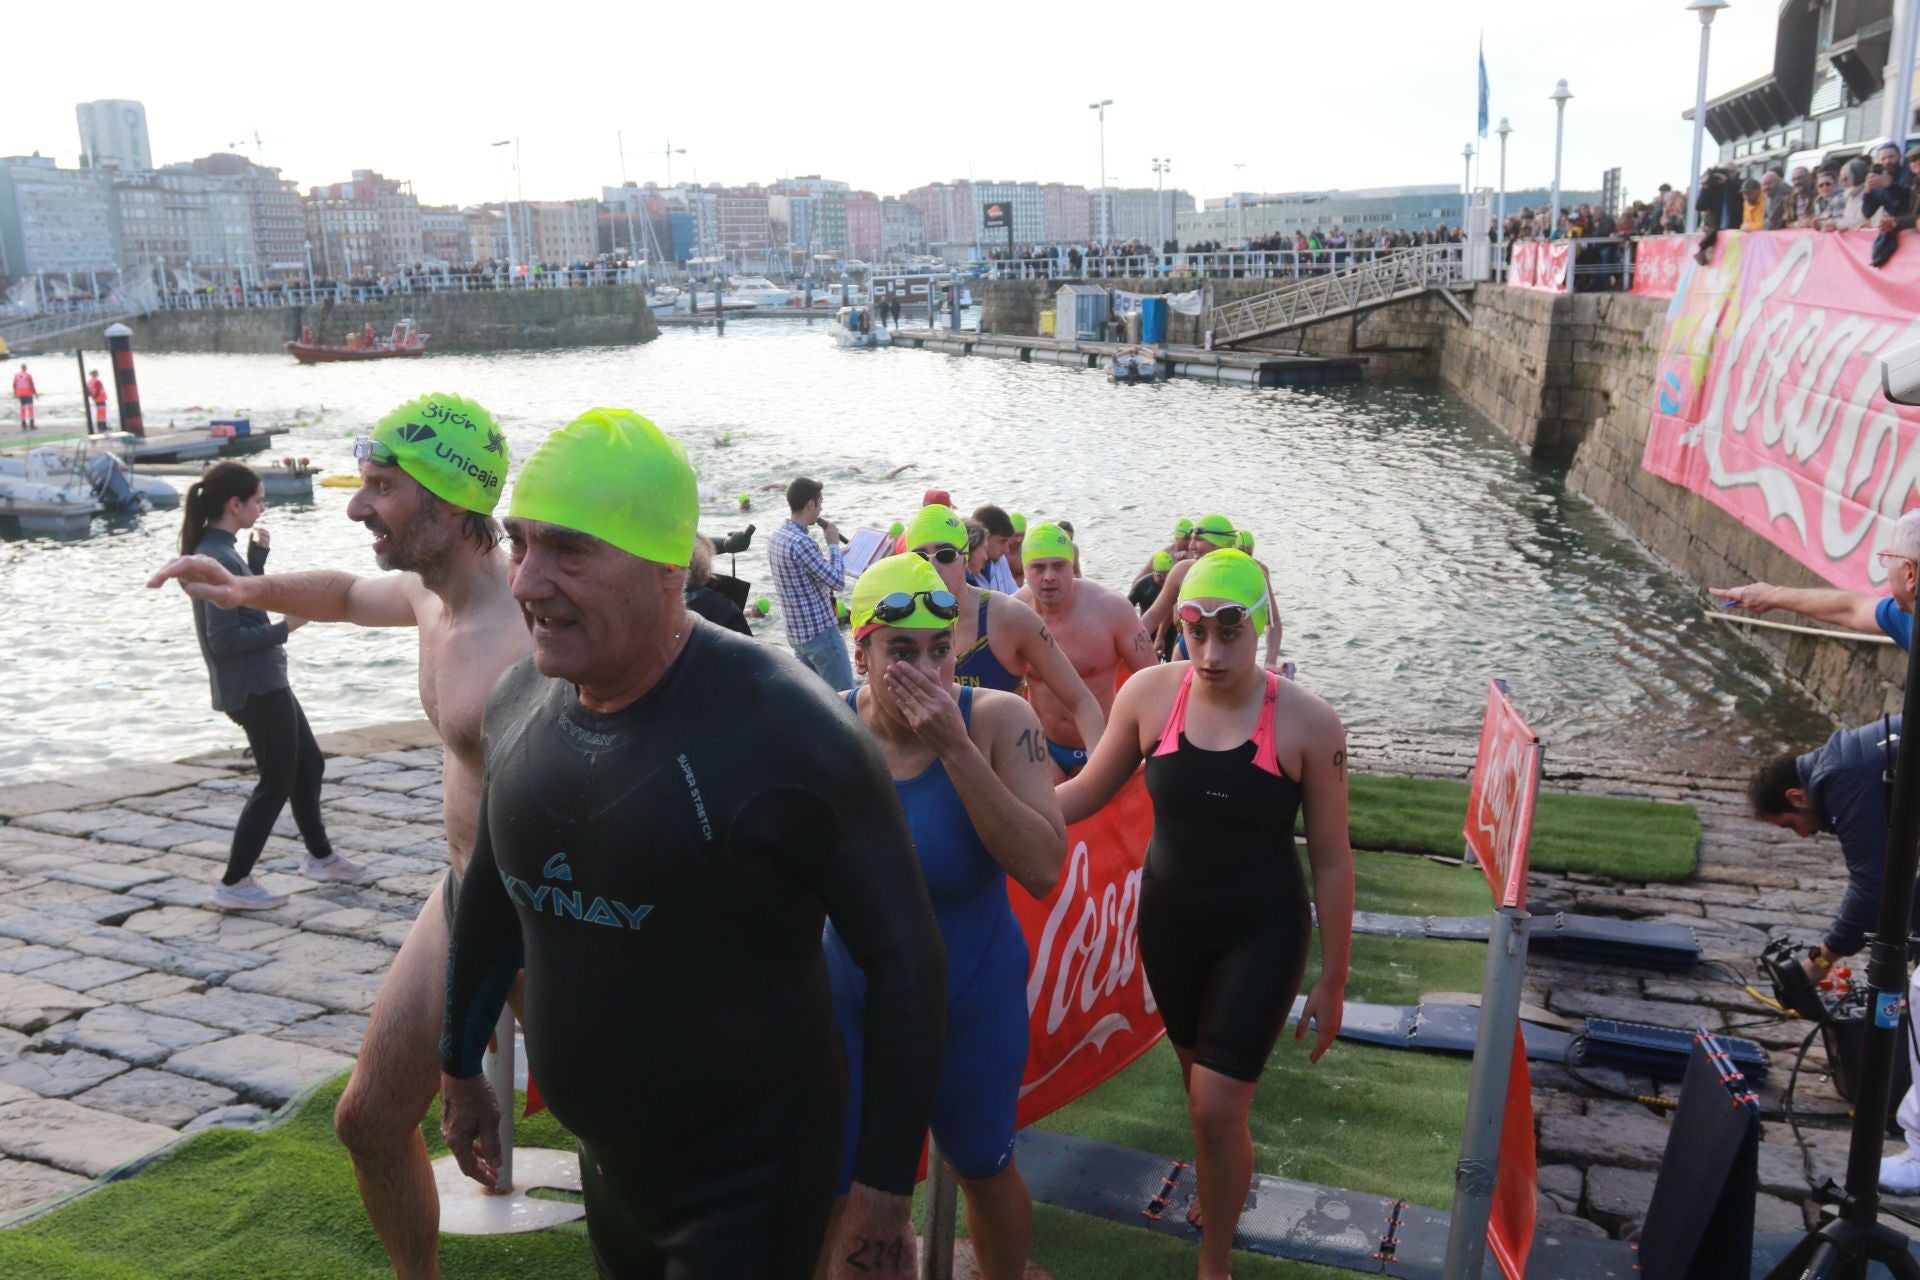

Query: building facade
[
  {"left": 1176, "top": 184, "right": 1592, "bottom": 242},
  {"left": 715, "top": 186, "right": 773, "bottom": 257},
  {"left": 846, "top": 191, "right": 882, "bottom": 259},
  {"left": 191, "top": 154, "right": 305, "bottom": 281},
  {"left": 420, "top": 206, "right": 470, "bottom": 265},
  {"left": 0, "top": 156, "right": 117, "bottom": 277},
  {"left": 880, "top": 199, "right": 925, "bottom": 255},
  {"left": 303, "top": 170, "right": 424, "bottom": 278},
  {"left": 1104, "top": 187, "right": 1196, "bottom": 245},
  {"left": 1042, "top": 183, "right": 1090, "bottom": 243},
  {"left": 970, "top": 182, "right": 1048, "bottom": 246},
  {"left": 902, "top": 181, "right": 973, "bottom": 247},
  {"left": 76, "top": 100, "right": 153, "bottom": 172}
]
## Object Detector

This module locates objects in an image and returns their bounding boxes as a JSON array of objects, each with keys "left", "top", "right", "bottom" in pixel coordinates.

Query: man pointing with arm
[{"left": 1712, "top": 510, "right": 1920, "bottom": 650}]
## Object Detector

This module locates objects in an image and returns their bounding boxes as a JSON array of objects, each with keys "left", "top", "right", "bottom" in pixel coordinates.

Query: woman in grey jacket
[{"left": 178, "top": 462, "right": 363, "bottom": 910}]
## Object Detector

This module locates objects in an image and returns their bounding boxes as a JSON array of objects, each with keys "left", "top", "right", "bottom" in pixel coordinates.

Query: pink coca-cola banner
[
  {"left": 1465, "top": 680, "right": 1542, "bottom": 912},
  {"left": 1507, "top": 241, "right": 1570, "bottom": 293},
  {"left": 1012, "top": 772, "right": 1163, "bottom": 1127},
  {"left": 1629, "top": 235, "right": 1698, "bottom": 299},
  {"left": 1641, "top": 229, "right": 1920, "bottom": 593}
]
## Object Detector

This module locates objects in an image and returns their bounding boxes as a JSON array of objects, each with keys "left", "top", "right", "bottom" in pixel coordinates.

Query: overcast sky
[{"left": 3, "top": 0, "right": 1785, "bottom": 207}]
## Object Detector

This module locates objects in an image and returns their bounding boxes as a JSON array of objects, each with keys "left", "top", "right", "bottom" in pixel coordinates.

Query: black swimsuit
[
  {"left": 442, "top": 622, "right": 947, "bottom": 1278},
  {"left": 1139, "top": 670, "right": 1311, "bottom": 1082}
]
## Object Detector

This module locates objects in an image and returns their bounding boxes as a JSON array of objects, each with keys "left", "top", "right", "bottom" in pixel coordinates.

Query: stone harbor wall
[{"left": 116, "top": 287, "right": 662, "bottom": 356}]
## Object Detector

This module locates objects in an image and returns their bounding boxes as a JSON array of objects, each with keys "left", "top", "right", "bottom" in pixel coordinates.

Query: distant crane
[{"left": 226, "top": 131, "right": 266, "bottom": 162}]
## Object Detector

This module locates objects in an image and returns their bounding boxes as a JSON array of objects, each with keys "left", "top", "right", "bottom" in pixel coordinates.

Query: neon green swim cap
[
  {"left": 368, "top": 393, "right": 507, "bottom": 515},
  {"left": 1152, "top": 550, "right": 1173, "bottom": 573},
  {"left": 1178, "top": 548, "right": 1268, "bottom": 635},
  {"left": 1009, "top": 512, "right": 1028, "bottom": 534},
  {"left": 508, "top": 408, "right": 698, "bottom": 566},
  {"left": 903, "top": 503, "right": 965, "bottom": 551},
  {"left": 1174, "top": 517, "right": 1193, "bottom": 537},
  {"left": 851, "top": 553, "right": 954, "bottom": 630},
  {"left": 1192, "top": 513, "right": 1237, "bottom": 550},
  {"left": 1024, "top": 521, "right": 1074, "bottom": 564},
  {"left": 886, "top": 521, "right": 905, "bottom": 538},
  {"left": 1236, "top": 529, "right": 1255, "bottom": 552}
]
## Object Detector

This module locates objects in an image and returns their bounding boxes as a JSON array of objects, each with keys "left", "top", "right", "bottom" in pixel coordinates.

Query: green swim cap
[
  {"left": 1177, "top": 548, "right": 1268, "bottom": 635},
  {"left": 1009, "top": 511, "right": 1028, "bottom": 534},
  {"left": 1024, "top": 521, "right": 1074, "bottom": 564},
  {"left": 368, "top": 393, "right": 507, "bottom": 514},
  {"left": 1152, "top": 550, "right": 1173, "bottom": 573},
  {"left": 886, "top": 521, "right": 905, "bottom": 538},
  {"left": 903, "top": 503, "right": 965, "bottom": 551},
  {"left": 851, "top": 553, "right": 954, "bottom": 631},
  {"left": 1192, "top": 513, "right": 1237, "bottom": 550},
  {"left": 509, "top": 408, "right": 698, "bottom": 566},
  {"left": 1236, "top": 529, "right": 1255, "bottom": 552},
  {"left": 1174, "top": 517, "right": 1193, "bottom": 537}
]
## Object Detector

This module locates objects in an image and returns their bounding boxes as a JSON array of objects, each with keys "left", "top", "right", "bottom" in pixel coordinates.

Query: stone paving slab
[
  {"left": 0, "top": 974, "right": 104, "bottom": 1033},
  {"left": 166, "top": 1034, "right": 356, "bottom": 1106},
  {"left": 0, "top": 1049, "right": 130, "bottom": 1099},
  {"left": 39, "top": 1005, "right": 227, "bottom": 1067},
  {"left": 0, "top": 1098, "right": 177, "bottom": 1176},
  {"left": 69, "top": 1070, "right": 240, "bottom": 1130},
  {"left": 0, "top": 1157, "right": 89, "bottom": 1214},
  {"left": 142, "top": 989, "right": 324, "bottom": 1034}
]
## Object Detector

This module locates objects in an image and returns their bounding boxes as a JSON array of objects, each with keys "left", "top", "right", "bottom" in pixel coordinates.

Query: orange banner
[
  {"left": 1012, "top": 772, "right": 1164, "bottom": 1126},
  {"left": 1465, "top": 679, "right": 1542, "bottom": 911}
]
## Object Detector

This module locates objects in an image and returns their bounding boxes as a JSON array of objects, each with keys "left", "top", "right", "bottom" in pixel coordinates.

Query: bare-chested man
[
  {"left": 1012, "top": 521, "right": 1156, "bottom": 780},
  {"left": 1143, "top": 515, "right": 1284, "bottom": 671},
  {"left": 901, "top": 504, "right": 1105, "bottom": 756},
  {"left": 148, "top": 392, "right": 525, "bottom": 1280}
]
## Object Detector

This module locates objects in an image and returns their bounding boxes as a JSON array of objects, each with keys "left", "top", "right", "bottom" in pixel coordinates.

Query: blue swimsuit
[
  {"left": 954, "top": 592, "right": 1026, "bottom": 696},
  {"left": 826, "top": 686, "right": 1030, "bottom": 1186}
]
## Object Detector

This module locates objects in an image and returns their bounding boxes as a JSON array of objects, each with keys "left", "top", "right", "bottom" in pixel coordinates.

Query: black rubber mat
[{"left": 1347, "top": 909, "right": 1699, "bottom": 970}]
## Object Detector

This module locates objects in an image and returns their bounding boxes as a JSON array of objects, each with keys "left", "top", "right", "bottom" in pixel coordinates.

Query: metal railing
[
  {"left": 982, "top": 246, "right": 1467, "bottom": 282},
  {"left": 1206, "top": 244, "right": 1470, "bottom": 345}
]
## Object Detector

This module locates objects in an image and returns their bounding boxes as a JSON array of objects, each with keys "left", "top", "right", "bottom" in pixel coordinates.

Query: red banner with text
[
  {"left": 1628, "top": 234, "right": 1698, "bottom": 298},
  {"left": 1507, "top": 241, "right": 1570, "bottom": 293},
  {"left": 1464, "top": 679, "right": 1543, "bottom": 1279},
  {"left": 1013, "top": 772, "right": 1163, "bottom": 1126},
  {"left": 1640, "top": 229, "right": 1920, "bottom": 593}
]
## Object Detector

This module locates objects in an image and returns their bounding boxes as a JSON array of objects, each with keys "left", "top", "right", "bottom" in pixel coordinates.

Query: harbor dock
[{"left": 887, "top": 328, "right": 1365, "bottom": 388}]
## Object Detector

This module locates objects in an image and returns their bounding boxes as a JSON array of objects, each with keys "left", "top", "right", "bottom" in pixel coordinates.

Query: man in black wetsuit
[{"left": 439, "top": 408, "right": 947, "bottom": 1279}]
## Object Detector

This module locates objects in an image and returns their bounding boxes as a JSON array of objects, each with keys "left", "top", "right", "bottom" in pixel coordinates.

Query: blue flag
[{"left": 1477, "top": 37, "right": 1490, "bottom": 138}]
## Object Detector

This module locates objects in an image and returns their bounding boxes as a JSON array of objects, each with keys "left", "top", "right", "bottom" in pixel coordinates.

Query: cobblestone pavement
[{"left": 0, "top": 720, "right": 1904, "bottom": 1250}]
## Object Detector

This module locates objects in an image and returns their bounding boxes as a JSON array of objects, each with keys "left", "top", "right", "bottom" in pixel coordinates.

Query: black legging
[{"left": 223, "top": 687, "right": 331, "bottom": 884}]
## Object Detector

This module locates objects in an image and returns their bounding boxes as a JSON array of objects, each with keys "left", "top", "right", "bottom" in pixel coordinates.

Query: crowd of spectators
[{"left": 1694, "top": 139, "right": 1918, "bottom": 267}]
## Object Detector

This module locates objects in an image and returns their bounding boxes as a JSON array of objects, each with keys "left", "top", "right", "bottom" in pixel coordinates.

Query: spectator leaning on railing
[{"left": 1862, "top": 139, "right": 1916, "bottom": 267}]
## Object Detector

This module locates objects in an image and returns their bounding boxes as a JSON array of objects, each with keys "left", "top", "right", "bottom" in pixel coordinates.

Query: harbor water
[{"left": 0, "top": 321, "right": 1833, "bottom": 784}]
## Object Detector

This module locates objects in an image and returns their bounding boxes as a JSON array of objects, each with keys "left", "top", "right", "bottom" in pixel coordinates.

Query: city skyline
[{"left": 1, "top": 1, "right": 1785, "bottom": 209}]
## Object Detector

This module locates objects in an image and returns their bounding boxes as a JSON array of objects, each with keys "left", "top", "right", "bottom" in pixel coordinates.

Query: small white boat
[
  {"left": 646, "top": 286, "right": 683, "bottom": 314},
  {"left": 693, "top": 275, "right": 792, "bottom": 310},
  {"left": 829, "top": 305, "right": 892, "bottom": 349},
  {"left": 0, "top": 451, "right": 103, "bottom": 535},
  {"left": 1105, "top": 349, "right": 1160, "bottom": 384}
]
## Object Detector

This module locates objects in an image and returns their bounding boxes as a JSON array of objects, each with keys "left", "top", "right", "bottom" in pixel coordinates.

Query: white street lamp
[
  {"left": 491, "top": 140, "right": 518, "bottom": 276},
  {"left": 1549, "top": 80, "right": 1574, "bottom": 228},
  {"left": 1686, "top": 0, "right": 1730, "bottom": 233},
  {"left": 1089, "top": 99, "right": 1113, "bottom": 243},
  {"left": 1462, "top": 142, "right": 1475, "bottom": 207},
  {"left": 1496, "top": 118, "right": 1513, "bottom": 252},
  {"left": 1151, "top": 157, "right": 1171, "bottom": 255}
]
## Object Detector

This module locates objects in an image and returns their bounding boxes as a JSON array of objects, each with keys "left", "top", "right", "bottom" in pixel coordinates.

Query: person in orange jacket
[
  {"left": 87, "top": 370, "right": 109, "bottom": 434},
  {"left": 12, "top": 364, "right": 36, "bottom": 431}
]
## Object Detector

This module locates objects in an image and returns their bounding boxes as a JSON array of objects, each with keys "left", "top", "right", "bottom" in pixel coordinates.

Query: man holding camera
[
  {"left": 772, "top": 476, "right": 853, "bottom": 691},
  {"left": 1750, "top": 717, "right": 1920, "bottom": 1191},
  {"left": 1712, "top": 511, "right": 1920, "bottom": 651}
]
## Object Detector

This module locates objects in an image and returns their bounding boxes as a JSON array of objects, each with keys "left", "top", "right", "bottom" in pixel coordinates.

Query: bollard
[{"left": 104, "top": 322, "right": 143, "bottom": 437}]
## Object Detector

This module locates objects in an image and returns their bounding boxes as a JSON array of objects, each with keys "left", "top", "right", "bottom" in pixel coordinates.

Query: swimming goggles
[
  {"left": 912, "top": 545, "right": 964, "bottom": 566},
  {"left": 869, "top": 589, "right": 960, "bottom": 624},
  {"left": 1177, "top": 591, "right": 1267, "bottom": 630},
  {"left": 351, "top": 437, "right": 398, "bottom": 465},
  {"left": 1192, "top": 525, "right": 1235, "bottom": 542}
]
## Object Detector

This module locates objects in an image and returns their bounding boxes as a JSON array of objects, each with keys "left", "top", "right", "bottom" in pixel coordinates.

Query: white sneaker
[
  {"left": 210, "top": 875, "right": 290, "bottom": 911},
  {"left": 301, "top": 852, "right": 369, "bottom": 883},
  {"left": 1880, "top": 1149, "right": 1920, "bottom": 1195}
]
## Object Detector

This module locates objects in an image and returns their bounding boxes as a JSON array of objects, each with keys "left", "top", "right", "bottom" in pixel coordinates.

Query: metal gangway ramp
[{"left": 1206, "top": 244, "right": 1473, "bottom": 347}]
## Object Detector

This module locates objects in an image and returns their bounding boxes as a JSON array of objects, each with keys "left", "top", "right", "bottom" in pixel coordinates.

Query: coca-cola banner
[
  {"left": 1506, "top": 241, "right": 1570, "bottom": 293},
  {"left": 1012, "top": 772, "right": 1163, "bottom": 1126},
  {"left": 1628, "top": 234, "right": 1698, "bottom": 299},
  {"left": 1641, "top": 229, "right": 1920, "bottom": 593},
  {"left": 1465, "top": 679, "right": 1542, "bottom": 911}
]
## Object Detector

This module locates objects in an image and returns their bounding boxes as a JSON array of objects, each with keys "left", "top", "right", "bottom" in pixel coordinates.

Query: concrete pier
[{"left": 889, "top": 327, "right": 1364, "bottom": 389}]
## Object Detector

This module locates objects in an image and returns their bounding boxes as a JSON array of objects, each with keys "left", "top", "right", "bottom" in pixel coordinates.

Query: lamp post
[
  {"left": 1462, "top": 142, "right": 1475, "bottom": 212},
  {"left": 1549, "top": 80, "right": 1574, "bottom": 228},
  {"left": 303, "top": 240, "right": 314, "bottom": 290},
  {"left": 1233, "top": 161, "right": 1246, "bottom": 249},
  {"left": 1685, "top": 0, "right": 1730, "bottom": 233},
  {"left": 1089, "top": 99, "right": 1113, "bottom": 244},
  {"left": 491, "top": 140, "right": 518, "bottom": 277},
  {"left": 1496, "top": 118, "right": 1513, "bottom": 252},
  {"left": 1151, "top": 157, "right": 1170, "bottom": 256}
]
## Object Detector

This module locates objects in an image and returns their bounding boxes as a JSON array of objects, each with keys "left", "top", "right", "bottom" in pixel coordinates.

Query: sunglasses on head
[
  {"left": 869, "top": 589, "right": 960, "bottom": 624},
  {"left": 912, "top": 545, "right": 963, "bottom": 565},
  {"left": 1177, "top": 592, "right": 1267, "bottom": 630}
]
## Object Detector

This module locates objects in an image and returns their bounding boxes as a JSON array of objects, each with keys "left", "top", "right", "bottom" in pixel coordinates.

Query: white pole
[
  {"left": 1549, "top": 81, "right": 1573, "bottom": 228},
  {"left": 1497, "top": 120, "right": 1511, "bottom": 253},
  {"left": 1686, "top": 2, "right": 1727, "bottom": 234},
  {"left": 1892, "top": 0, "right": 1920, "bottom": 152}
]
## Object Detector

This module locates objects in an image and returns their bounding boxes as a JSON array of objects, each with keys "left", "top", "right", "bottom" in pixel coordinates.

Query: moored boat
[{"left": 286, "top": 318, "right": 428, "bottom": 364}]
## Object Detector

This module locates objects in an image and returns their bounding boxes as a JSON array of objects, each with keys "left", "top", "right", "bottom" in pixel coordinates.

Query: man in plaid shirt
[{"left": 771, "top": 476, "right": 854, "bottom": 690}]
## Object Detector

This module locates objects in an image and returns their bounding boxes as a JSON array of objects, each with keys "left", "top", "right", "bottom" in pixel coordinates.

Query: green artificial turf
[
  {"left": 2, "top": 851, "right": 1496, "bottom": 1278},
  {"left": 1335, "top": 773, "right": 1700, "bottom": 883}
]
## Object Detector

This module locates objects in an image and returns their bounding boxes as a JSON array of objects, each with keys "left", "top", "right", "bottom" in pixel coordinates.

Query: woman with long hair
[
  {"left": 1058, "top": 550, "right": 1352, "bottom": 1280},
  {"left": 177, "top": 462, "right": 362, "bottom": 909}
]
